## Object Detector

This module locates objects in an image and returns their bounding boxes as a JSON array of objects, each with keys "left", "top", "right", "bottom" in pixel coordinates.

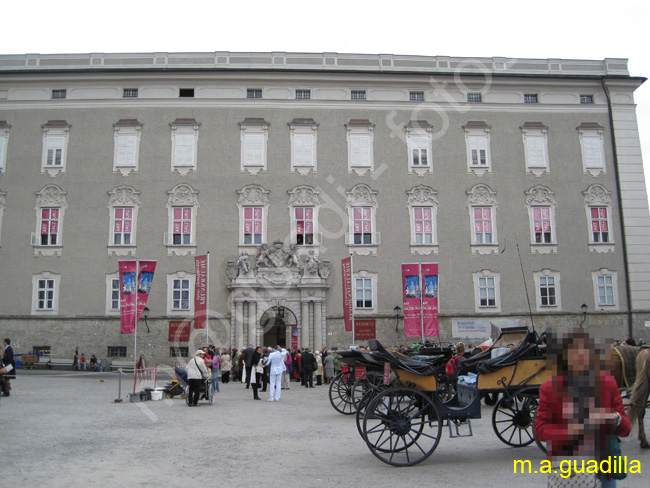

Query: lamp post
[
  {"left": 579, "top": 303, "right": 588, "bottom": 328},
  {"left": 394, "top": 305, "right": 401, "bottom": 332},
  {"left": 143, "top": 306, "right": 150, "bottom": 333}
]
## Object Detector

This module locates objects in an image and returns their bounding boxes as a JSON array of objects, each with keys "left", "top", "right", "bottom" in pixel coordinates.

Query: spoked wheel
[
  {"left": 185, "top": 385, "right": 191, "bottom": 406},
  {"left": 492, "top": 389, "right": 539, "bottom": 447},
  {"left": 362, "top": 388, "right": 442, "bottom": 466},
  {"left": 356, "top": 384, "right": 391, "bottom": 439},
  {"left": 352, "top": 371, "right": 385, "bottom": 409},
  {"left": 207, "top": 381, "right": 215, "bottom": 405},
  {"left": 329, "top": 371, "right": 356, "bottom": 415}
]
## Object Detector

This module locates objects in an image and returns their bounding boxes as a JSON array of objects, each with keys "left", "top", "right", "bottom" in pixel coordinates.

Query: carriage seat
[{"left": 368, "top": 339, "right": 439, "bottom": 376}]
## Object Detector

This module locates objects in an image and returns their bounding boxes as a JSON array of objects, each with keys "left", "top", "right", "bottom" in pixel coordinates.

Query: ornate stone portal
[{"left": 226, "top": 241, "right": 330, "bottom": 351}]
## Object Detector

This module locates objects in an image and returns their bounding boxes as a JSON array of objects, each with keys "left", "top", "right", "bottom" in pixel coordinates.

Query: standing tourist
[
  {"left": 72, "top": 346, "right": 79, "bottom": 371},
  {"left": 315, "top": 351, "right": 323, "bottom": 386},
  {"left": 210, "top": 347, "right": 220, "bottom": 393},
  {"left": 301, "top": 348, "right": 315, "bottom": 388},
  {"left": 266, "top": 345, "right": 288, "bottom": 402},
  {"left": 282, "top": 351, "right": 292, "bottom": 390},
  {"left": 242, "top": 344, "right": 255, "bottom": 388},
  {"left": 251, "top": 346, "right": 263, "bottom": 400},
  {"left": 221, "top": 349, "right": 231, "bottom": 384},
  {"left": 534, "top": 328, "right": 630, "bottom": 488},
  {"left": 323, "top": 351, "right": 335, "bottom": 385},
  {"left": 186, "top": 350, "right": 209, "bottom": 407},
  {"left": 1, "top": 344, "right": 14, "bottom": 397}
]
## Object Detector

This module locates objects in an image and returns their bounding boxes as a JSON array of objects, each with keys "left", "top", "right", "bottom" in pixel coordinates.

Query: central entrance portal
[{"left": 260, "top": 306, "right": 298, "bottom": 348}]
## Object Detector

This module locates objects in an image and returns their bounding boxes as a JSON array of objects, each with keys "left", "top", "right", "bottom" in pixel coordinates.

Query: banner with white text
[{"left": 194, "top": 255, "right": 207, "bottom": 329}]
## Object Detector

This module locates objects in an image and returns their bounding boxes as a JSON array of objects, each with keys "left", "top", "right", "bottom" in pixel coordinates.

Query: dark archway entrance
[{"left": 260, "top": 306, "right": 297, "bottom": 348}]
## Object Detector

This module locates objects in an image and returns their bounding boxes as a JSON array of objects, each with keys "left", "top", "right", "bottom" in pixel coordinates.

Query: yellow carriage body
[
  {"left": 395, "top": 368, "right": 438, "bottom": 391},
  {"left": 477, "top": 358, "right": 550, "bottom": 390}
]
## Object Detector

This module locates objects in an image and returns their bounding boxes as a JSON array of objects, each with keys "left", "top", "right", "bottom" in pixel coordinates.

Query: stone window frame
[
  {"left": 0, "top": 121, "right": 10, "bottom": 173},
  {"left": 107, "top": 185, "right": 141, "bottom": 257},
  {"left": 463, "top": 121, "right": 492, "bottom": 176},
  {"left": 33, "top": 184, "right": 67, "bottom": 257},
  {"left": 239, "top": 118, "right": 269, "bottom": 175},
  {"left": 165, "top": 183, "right": 199, "bottom": 257},
  {"left": 592, "top": 268, "right": 619, "bottom": 311},
  {"left": 345, "top": 184, "right": 379, "bottom": 256},
  {"left": 288, "top": 118, "right": 319, "bottom": 175},
  {"left": 345, "top": 119, "right": 375, "bottom": 176},
  {"left": 170, "top": 118, "right": 200, "bottom": 176},
  {"left": 237, "top": 184, "right": 270, "bottom": 253},
  {"left": 41, "top": 120, "right": 71, "bottom": 177},
  {"left": 31, "top": 271, "right": 60, "bottom": 315},
  {"left": 466, "top": 184, "right": 498, "bottom": 255},
  {"left": 166, "top": 271, "right": 195, "bottom": 316},
  {"left": 533, "top": 269, "right": 562, "bottom": 312},
  {"left": 583, "top": 184, "right": 614, "bottom": 254},
  {"left": 105, "top": 273, "right": 121, "bottom": 316},
  {"left": 354, "top": 270, "right": 378, "bottom": 315},
  {"left": 112, "top": 119, "right": 142, "bottom": 176},
  {"left": 577, "top": 122, "right": 607, "bottom": 177},
  {"left": 473, "top": 269, "right": 501, "bottom": 313},
  {"left": 288, "top": 185, "right": 322, "bottom": 249},
  {"left": 405, "top": 120, "right": 433, "bottom": 176},
  {"left": 406, "top": 185, "right": 438, "bottom": 255},
  {"left": 521, "top": 122, "right": 550, "bottom": 177},
  {"left": 525, "top": 185, "right": 557, "bottom": 255}
]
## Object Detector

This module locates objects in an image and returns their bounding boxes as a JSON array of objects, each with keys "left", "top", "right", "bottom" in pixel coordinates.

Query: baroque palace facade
[{"left": 0, "top": 52, "right": 649, "bottom": 364}]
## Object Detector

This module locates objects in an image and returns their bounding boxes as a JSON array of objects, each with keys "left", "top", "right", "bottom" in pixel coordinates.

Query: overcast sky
[{"left": 4, "top": 0, "right": 649, "bottom": 198}]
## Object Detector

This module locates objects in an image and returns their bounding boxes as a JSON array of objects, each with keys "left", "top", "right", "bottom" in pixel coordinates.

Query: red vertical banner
[
  {"left": 119, "top": 261, "right": 137, "bottom": 334},
  {"left": 119, "top": 260, "right": 157, "bottom": 334},
  {"left": 401, "top": 263, "right": 422, "bottom": 337},
  {"left": 421, "top": 263, "right": 439, "bottom": 337},
  {"left": 341, "top": 257, "right": 353, "bottom": 332},
  {"left": 194, "top": 255, "right": 207, "bottom": 329}
]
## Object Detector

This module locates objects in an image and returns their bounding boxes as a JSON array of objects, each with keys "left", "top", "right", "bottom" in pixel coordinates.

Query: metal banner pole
[
  {"left": 134, "top": 259, "right": 139, "bottom": 372},
  {"left": 206, "top": 251, "right": 210, "bottom": 344},
  {"left": 419, "top": 262, "right": 424, "bottom": 344},
  {"left": 351, "top": 253, "right": 355, "bottom": 346}
]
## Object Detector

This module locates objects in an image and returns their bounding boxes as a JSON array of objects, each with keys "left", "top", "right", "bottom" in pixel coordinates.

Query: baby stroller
[
  {"left": 163, "top": 377, "right": 185, "bottom": 399},
  {"left": 174, "top": 366, "right": 215, "bottom": 405}
]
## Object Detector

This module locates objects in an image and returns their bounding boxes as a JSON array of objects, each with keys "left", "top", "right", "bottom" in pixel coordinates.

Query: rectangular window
[
  {"left": 243, "top": 207, "right": 263, "bottom": 245},
  {"left": 478, "top": 277, "right": 496, "bottom": 307},
  {"left": 293, "top": 133, "right": 314, "bottom": 166},
  {"left": 468, "top": 136, "right": 488, "bottom": 166},
  {"left": 355, "top": 278, "right": 373, "bottom": 309},
  {"left": 115, "top": 135, "right": 137, "bottom": 167},
  {"left": 467, "top": 93, "right": 482, "bottom": 103},
  {"left": 172, "top": 207, "right": 192, "bottom": 245},
  {"left": 108, "top": 346, "right": 127, "bottom": 358},
  {"left": 413, "top": 207, "right": 433, "bottom": 244},
  {"left": 350, "top": 134, "right": 371, "bottom": 167},
  {"left": 524, "top": 94, "right": 539, "bottom": 104},
  {"left": 580, "top": 95, "right": 594, "bottom": 104},
  {"left": 410, "top": 136, "right": 429, "bottom": 166},
  {"left": 353, "top": 207, "right": 372, "bottom": 244},
  {"left": 52, "top": 89, "right": 67, "bottom": 99},
  {"left": 590, "top": 207, "right": 609, "bottom": 243},
  {"left": 583, "top": 137, "right": 604, "bottom": 168},
  {"left": 247, "top": 89, "right": 262, "bottom": 99},
  {"left": 533, "top": 207, "right": 552, "bottom": 243},
  {"left": 351, "top": 90, "right": 366, "bottom": 100},
  {"left": 179, "top": 88, "right": 194, "bottom": 98},
  {"left": 113, "top": 208, "right": 133, "bottom": 245},
  {"left": 172, "top": 278, "right": 191, "bottom": 310},
  {"left": 123, "top": 88, "right": 139, "bottom": 98},
  {"left": 170, "top": 347, "right": 189, "bottom": 358},
  {"left": 409, "top": 91, "right": 424, "bottom": 101},
  {"left": 295, "top": 207, "right": 314, "bottom": 245},
  {"left": 295, "top": 89, "right": 311, "bottom": 100},
  {"left": 597, "top": 275, "right": 615, "bottom": 306},
  {"left": 32, "top": 346, "right": 51, "bottom": 355},
  {"left": 45, "top": 137, "right": 65, "bottom": 166},
  {"left": 473, "top": 207, "right": 493, "bottom": 244},
  {"left": 40, "top": 208, "right": 59, "bottom": 245},
  {"left": 539, "top": 276, "right": 557, "bottom": 306},
  {"left": 110, "top": 278, "right": 120, "bottom": 311},
  {"left": 173, "top": 134, "right": 196, "bottom": 167},
  {"left": 243, "top": 133, "right": 264, "bottom": 166},
  {"left": 525, "top": 135, "right": 547, "bottom": 168},
  {"left": 37, "top": 279, "right": 55, "bottom": 310}
]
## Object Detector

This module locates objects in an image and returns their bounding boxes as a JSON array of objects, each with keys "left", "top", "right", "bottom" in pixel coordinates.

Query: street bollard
[{"left": 114, "top": 368, "right": 123, "bottom": 403}]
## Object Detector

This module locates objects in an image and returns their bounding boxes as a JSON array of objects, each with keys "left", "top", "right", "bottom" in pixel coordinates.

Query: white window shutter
[
  {"left": 351, "top": 134, "right": 370, "bottom": 166},
  {"left": 174, "top": 134, "right": 195, "bottom": 166},
  {"left": 117, "top": 135, "right": 137, "bottom": 166},
  {"left": 526, "top": 136, "right": 546, "bottom": 167}
]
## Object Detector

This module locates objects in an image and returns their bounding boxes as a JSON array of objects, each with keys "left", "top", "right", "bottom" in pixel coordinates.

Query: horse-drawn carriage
[{"left": 328, "top": 326, "right": 550, "bottom": 466}]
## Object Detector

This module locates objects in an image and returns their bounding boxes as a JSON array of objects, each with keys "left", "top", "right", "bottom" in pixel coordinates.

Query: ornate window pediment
[
  {"left": 346, "top": 184, "right": 379, "bottom": 255},
  {"left": 165, "top": 184, "right": 199, "bottom": 256},
  {"left": 407, "top": 185, "right": 438, "bottom": 255},
  {"left": 466, "top": 184, "right": 498, "bottom": 255},
  {"left": 107, "top": 186, "right": 141, "bottom": 256}
]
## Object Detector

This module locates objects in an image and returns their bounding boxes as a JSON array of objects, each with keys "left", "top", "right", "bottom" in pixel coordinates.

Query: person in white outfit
[
  {"left": 266, "top": 345, "right": 288, "bottom": 402},
  {"left": 186, "top": 350, "right": 209, "bottom": 406}
]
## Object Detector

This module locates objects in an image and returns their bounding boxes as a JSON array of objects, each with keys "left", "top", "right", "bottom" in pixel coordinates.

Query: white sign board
[
  {"left": 645, "top": 321, "right": 650, "bottom": 328},
  {"left": 452, "top": 318, "right": 519, "bottom": 339}
]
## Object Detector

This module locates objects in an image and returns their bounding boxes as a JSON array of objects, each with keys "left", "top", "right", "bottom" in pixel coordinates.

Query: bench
[
  {"left": 48, "top": 358, "right": 74, "bottom": 370},
  {"left": 110, "top": 360, "right": 134, "bottom": 372}
]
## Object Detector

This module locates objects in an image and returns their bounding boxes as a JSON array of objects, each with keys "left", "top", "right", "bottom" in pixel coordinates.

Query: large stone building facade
[{"left": 0, "top": 52, "right": 649, "bottom": 365}]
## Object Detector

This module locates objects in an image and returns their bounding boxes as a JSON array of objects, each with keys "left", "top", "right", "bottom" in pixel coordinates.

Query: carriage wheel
[
  {"left": 356, "top": 384, "right": 392, "bottom": 439},
  {"left": 492, "top": 389, "right": 538, "bottom": 447},
  {"left": 362, "top": 388, "right": 442, "bottom": 466},
  {"left": 352, "top": 371, "right": 385, "bottom": 408},
  {"left": 329, "top": 372, "right": 356, "bottom": 415}
]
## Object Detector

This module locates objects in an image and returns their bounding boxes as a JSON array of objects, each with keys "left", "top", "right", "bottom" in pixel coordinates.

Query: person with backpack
[{"left": 445, "top": 342, "right": 465, "bottom": 379}]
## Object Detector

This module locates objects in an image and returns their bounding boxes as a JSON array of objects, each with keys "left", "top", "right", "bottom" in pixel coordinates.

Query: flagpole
[
  {"left": 419, "top": 261, "right": 425, "bottom": 345},
  {"left": 206, "top": 251, "right": 210, "bottom": 344},
  {"left": 351, "top": 253, "right": 355, "bottom": 346},
  {"left": 134, "top": 259, "right": 139, "bottom": 372}
]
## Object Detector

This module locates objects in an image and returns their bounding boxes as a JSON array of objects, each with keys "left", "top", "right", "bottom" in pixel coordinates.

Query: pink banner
[
  {"left": 119, "top": 260, "right": 157, "bottom": 334},
  {"left": 194, "top": 255, "right": 207, "bottom": 329},
  {"left": 421, "top": 263, "right": 439, "bottom": 337},
  {"left": 341, "top": 257, "right": 353, "bottom": 332},
  {"left": 402, "top": 263, "right": 422, "bottom": 338}
]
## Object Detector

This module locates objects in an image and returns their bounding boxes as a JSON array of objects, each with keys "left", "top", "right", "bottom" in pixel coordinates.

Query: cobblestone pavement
[{"left": 2, "top": 369, "right": 648, "bottom": 487}]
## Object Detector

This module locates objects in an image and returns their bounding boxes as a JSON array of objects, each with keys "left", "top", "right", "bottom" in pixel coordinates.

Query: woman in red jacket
[{"left": 534, "top": 328, "right": 630, "bottom": 487}]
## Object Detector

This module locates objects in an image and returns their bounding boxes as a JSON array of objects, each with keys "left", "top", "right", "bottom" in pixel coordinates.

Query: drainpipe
[{"left": 601, "top": 77, "right": 634, "bottom": 340}]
